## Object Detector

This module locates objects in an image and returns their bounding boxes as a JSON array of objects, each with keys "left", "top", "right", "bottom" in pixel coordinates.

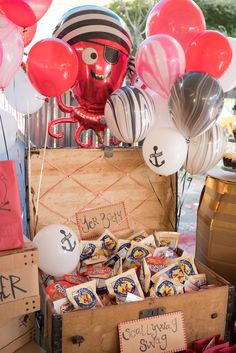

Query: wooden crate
[
  {"left": 29, "top": 148, "right": 177, "bottom": 238},
  {"left": 0, "top": 314, "right": 35, "bottom": 353},
  {"left": 28, "top": 148, "right": 233, "bottom": 353},
  {"left": 15, "top": 341, "right": 46, "bottom": 353},
  {"left": 43, "top": 260, "right": 233, "bottom": 353},
  {"left": 0, "top": 239, "right": 40, "bottom": 320}
]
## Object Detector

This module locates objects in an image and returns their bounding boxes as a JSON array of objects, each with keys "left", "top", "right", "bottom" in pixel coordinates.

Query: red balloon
[
  {"left": 146, "top": 0, "right": 206, "bottom": 52},
  {"left": 0, "top": 0, "right": 52, "bottom": 27},
  {"left": 17, "top": 23, "right": 37, "bottom": 47},
  {"left": 26, "top": 38, "right": 79, "bottom": 97},
  {"left": 185, "top": 31, "right": 233, "bottom": 78}
]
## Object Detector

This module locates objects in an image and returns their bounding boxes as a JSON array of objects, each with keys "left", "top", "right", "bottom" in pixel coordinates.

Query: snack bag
[
  {"left": 138, "top": 258, "right": 151, "bottom": 294},
  {"left": 53, "top": 297, "right": 74, "bottom": 314},
  {"left": 84, "top": 265, "right": 113, "bottom": 279},
  {"left": 80, "top": 241, "right": 107, "bottom": 265},
  {"left": 154, "top": 231, "right": 180, "bottom": 250},
  {"left": 128, "top": 230, "right": 148, "bottom": 242},
  {"left": 63, "top": 274, "right": 89, "bottom": 285},
  {"left": 66, "top": 280, "right": 103, "bottom": 310},
  {"left": 145, "top": 256, "right": 166, "bottom": 275},
  {"left": 105, "top": 268, "right": 144, "bottom": 303},
  {"left": 150, "top": 275, "right": 184, "bottom": 297},
  {"left": 45, "top": 281, "right": 73, "bottom": 301},
  {"left": 179, "top": 255, "right": 198, "bottom": 276},
  {"left": 123, "top": 241, "right": 154, "bottom": 269},
  {"left": 140, "top": 234, "right": 156, "bottom": 248},
  {"left": 151, "top": 263, "right": 186, "bottom": 285},
  {"left": 187, "top": 273, "right": 207, "bottom": 288},
  {"left": 115, "top": 239, "right": 131, "bottom": 252},
  {"left": 98, "top": 229, "right": 117, "bottom": 253}
]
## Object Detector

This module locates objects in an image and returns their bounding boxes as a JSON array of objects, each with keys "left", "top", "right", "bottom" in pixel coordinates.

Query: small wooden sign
[
  {"left": 76, "top": 202, "right": 130, "bottom": 239},
  {"left": 119, "top": 311, "right": 187, "bottom": 353}
]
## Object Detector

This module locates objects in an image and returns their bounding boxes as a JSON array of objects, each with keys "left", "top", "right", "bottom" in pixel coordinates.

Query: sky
[{"left": 32, "top": 0, "right": 111, "bottom": 46}]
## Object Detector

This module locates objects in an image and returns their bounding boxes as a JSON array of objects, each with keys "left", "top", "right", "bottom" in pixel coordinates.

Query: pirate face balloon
[
  {"left": 33, "top": 224, "right": 80, "bottom": 277},
  {"left": 53, "top": 5, "right": 132, "bottom": 115}
]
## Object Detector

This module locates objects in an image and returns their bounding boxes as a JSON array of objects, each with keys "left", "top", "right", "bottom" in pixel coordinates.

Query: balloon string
[
  {"left": 0, "top": 114, "right": 10, "bottom": 160},
  {"left": 176, "top": 141, "right": 191, "bottom": 230},
  {"left": 34, "top": 101, "right": 49, "bottom": 236}
]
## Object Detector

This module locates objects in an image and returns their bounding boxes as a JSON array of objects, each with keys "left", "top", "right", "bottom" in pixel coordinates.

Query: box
[
  {"left": 0, "top": 314, "right": 35, "bottom": 353},
  {"left": 28, "top": 148, "right": 233, "bottom": 353},
  {"left": 15, "top": 341, "right": 46, "bottom": 353},
  {"left": 0, "top": 239, "right": 40, "bottom": 320},
  {"left": 196, "top": 172, "right": 236, "bottom": 285}
]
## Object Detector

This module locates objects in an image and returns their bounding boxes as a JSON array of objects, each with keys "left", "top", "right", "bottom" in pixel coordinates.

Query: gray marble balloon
[
  {"left": 105, "top": 86, "right": 154, "bottom": 144},
  {"left": 185, "top": 123, "right": 226, "bottom": 175},
  {"left": 168, "top": 72, "right": 224, "bottom": 139}
]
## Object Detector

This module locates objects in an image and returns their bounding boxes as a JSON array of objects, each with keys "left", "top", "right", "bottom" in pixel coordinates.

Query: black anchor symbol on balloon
[
  {"left": 60, "top": 230, "right": 76, "bottom": 252},
  {"left": 149, "top": 146, "right": 165, "bottom": 168}
]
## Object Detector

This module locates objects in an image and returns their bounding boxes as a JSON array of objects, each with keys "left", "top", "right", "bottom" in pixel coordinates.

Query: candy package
[
  {"left": 115, "top": 239, "right": 131, "bottom": 252},
  {"left": 123, "top": 241, "right": 154, "bottom": 269},
  {"left": 80, "top": 240, "right": 107, "bottom": 265},
  {"left": 145, "top": 256, "right": 166, "bottom": 275},
  {"left": 53, "top": 297, "right": 74, "bottom": 314},
  {"left": 138, "top": 259, "right": 151, "bottom": 294},
  {"left": 140, "top": 234, "right": 156, "bottom": 248},
  {"left": 128, "top": 230, "right": 148, "bottom": 242},
  {"left": 179, "top": 255, "right": 198, "bottom": 276},
  {"left": 66, "top": 280, "right": 103, "bottom": 310},
  {"left": 64, "top": 274, "right": 89, "bottom": 285},
  {"left": 105, "top": 268, "right": 144, "bottom": 303},
  {"left": 151, "top": 263, "right": 186, "bottom": 285},
  {"left": 150, "top": 275, "right": 184, "bottom": 298},
  {"left": 83, "top": 265, "right": 113, "bottom": 279},
  {"left": 98, "top": 229, "right": 117, "bottom": 254},
  {"left": 154, "top": 231, "right": 180, "bottom": 250},
  {"left": 45, "top": 281, "right": 73, "bottom": 301}
]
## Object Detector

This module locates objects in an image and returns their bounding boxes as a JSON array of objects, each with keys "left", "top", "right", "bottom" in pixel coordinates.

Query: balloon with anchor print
[
  {"left": 105, "top": 86, "right": 155, "bottom": 144},
  {"left": 142, "top": 127, "right": 188, "bottom": 176},
  {"left": 33, "top": 224, "right": 80, "bottom": 277}
]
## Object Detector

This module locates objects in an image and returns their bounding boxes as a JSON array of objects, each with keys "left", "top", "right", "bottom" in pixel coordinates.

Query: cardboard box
[
  {"left": 0, "top": 314, "right": 35, "bottom": 353},
  {"left": 28, "top": 149, "right": 233, "bottom": 353},
  {"left": 0, "top": 239, "right": 40, "bottom": 320},
  {"left": 196, "top": 172, "right": 236, "bottom": 285},
  {"left": 15, "top": 341, "right": 45, "bottom": 353}
]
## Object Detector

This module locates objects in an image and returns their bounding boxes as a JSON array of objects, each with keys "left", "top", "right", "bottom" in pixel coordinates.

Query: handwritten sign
[
  {"left": 119, "top": 311, "right": 187, "bottom": 353},
  {"left": 76, "top": 202, "right": 130, "bottom": 239}
]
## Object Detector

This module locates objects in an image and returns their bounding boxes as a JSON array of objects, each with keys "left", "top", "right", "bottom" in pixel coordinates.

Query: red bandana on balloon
[{"left": 48, "top": 5, "right": 133, "bottom": 147}]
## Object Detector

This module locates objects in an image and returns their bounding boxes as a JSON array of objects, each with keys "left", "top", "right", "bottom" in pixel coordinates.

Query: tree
[{"left": 108, "top": 0, "right": 236, "bottom": 54}]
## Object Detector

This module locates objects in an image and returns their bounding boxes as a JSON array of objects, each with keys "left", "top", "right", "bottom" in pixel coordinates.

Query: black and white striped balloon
[{"left": 105, "top": 86, "right": 155, "bottom": 144}]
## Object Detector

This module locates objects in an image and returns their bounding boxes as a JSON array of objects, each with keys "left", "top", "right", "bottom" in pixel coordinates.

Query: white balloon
[
  {"left": 0, "top": 108, "right": 18, "bottom": 154},
  {"left": 33, "top": 224, "right": 80, "bottom": 277},
  {"left": 134, "top": 76, "right": 175, "bottom": 128},
  {"left": 5, "top": 66, "right": 45, "bottom": 114},
  {"left": 143, "top": 127, "right": 187, "bottom": 176},
  {"left": 105, "top": 86, "right": 154, "bottom": 144},
  {"left": 185, "top": 124, "right": 227, "bottom": 175},
  {"left": 219, "top": 37, "right": 236, "bottom": 93}
]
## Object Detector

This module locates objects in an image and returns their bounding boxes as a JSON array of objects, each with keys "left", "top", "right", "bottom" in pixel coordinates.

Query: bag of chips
[
  {"left": 128, "top": 230, "right": 148, "bottom": 242},
  {"left": 105, "top": 269, "right": 144, "bottom": 303},
  {"left": 123, "top": 241, "right": 154, "bottom": 269},
  {"left": 151, "top": 263, "right": 186, "bottom": 285},
  {"left": 98, "top": 229, "right": 117, "bottom": 253},
  {"left": 66, "top": 280, "right": 103, "bottom": 310},
  {"left": 150, "top": 275, "right": 184, "bottom": 297},
  {"left": 80, "top": 241, "right": 107, "bottom": 265},
  {"left": 154, "top": 231, "right": 180, "bottom": 250}
]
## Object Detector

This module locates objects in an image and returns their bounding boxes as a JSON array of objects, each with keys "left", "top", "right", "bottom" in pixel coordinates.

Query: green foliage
[
  {"left": 195, "top": 0, "right": 236, "bottom": 37},
  {"left": 108, "top": 0, "right": 236, "bottom": 53}
]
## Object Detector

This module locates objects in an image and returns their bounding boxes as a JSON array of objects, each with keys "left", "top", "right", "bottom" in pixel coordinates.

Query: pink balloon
[
  {"left": 135, "top": 34, "right": 186, "bottom": 98},
  {"left": 0, "top": 0, "right": 53, "bottom": 27},
  {"left": 0, "top": 14, "right": 24, "bottom": 89}
]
